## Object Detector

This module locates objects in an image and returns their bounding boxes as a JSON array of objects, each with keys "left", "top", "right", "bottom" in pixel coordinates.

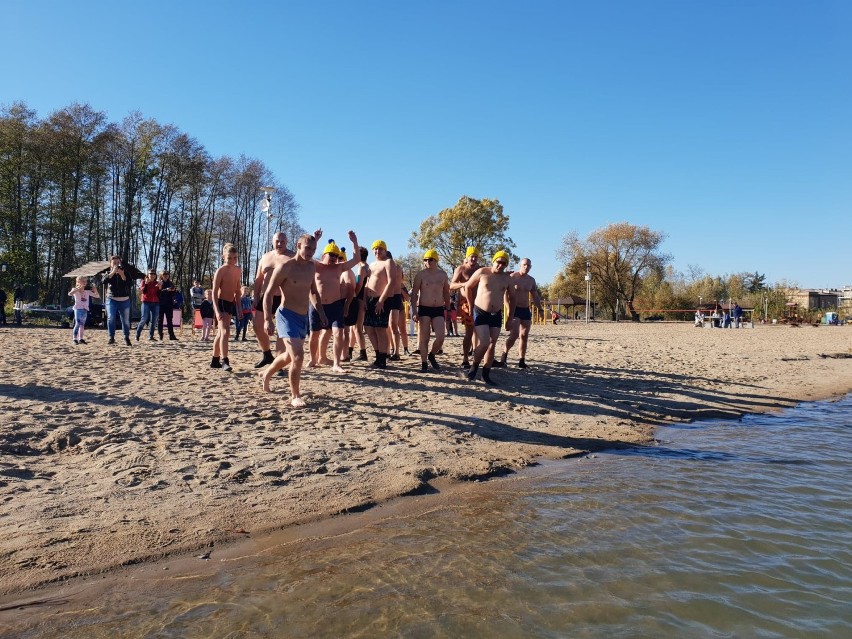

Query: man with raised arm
[
  {"left": 260, "top": 234, "right": 327, "bottom": 407},
  {"left": 464, "top": 250, "right": 514, "bottom": 385},
  {"left": 307, "top": 232, "right": 360, "bottom": 372},
  {"left": 497, "top": 257, "right": 544, "bottom": 369},
  {"left": 450, "top": 246, "right": 482, "bottom": 369},
  {"left": 410, "top": 249, "right": 451, "bottom": 373},
  {"left": 363, "top": 240, "right": 398, "bottom": 369},
  {"left": 252, "top": 229, "right": 321, "bottom": 368}
]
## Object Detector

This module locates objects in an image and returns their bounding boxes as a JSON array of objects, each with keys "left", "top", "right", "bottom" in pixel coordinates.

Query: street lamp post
[
  {"left": 764, "top": 294, "right": 768, "bottom": 322},
  {"left": 585, "top": 260, "right": 591, "bottom": 323},
  {"left": 260, "top": 186, "right": 275, "bottom": 251}
]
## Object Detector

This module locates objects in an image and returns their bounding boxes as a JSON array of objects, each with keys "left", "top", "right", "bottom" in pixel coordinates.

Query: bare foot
[
  {"left": 318, "top": 358, "right": 333, "bottom": 366},
  {"left": 290, "top": 396, "right": 306, "bottom": 408},
  {"left": 332, "top": 364, "right": 345, "bottom": 373},
  {"left": 307, "top": 360, "right": 318, "bottom": 369},
  {"left": 259, "top": 370, "right": 272, "bottom": 392}
]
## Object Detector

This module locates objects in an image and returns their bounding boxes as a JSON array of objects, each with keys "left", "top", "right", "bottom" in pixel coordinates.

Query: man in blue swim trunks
[
  {"left": 308, "top": 232, "right": 361, "bottom": 372},
  {"left": 260, "top": 234, "right": 327, "bottom": 407},
  {"left": 497, "top": 258, "right": 543, "bottom": 369},
  {"left": 464, "top": 250, "right": 515, "bottom": 385}
]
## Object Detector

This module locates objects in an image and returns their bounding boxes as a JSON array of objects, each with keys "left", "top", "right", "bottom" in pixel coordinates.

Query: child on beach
[
  {"left": 211, "top": 243, "right": 242, "bottom": 371},
  {"left": 68, "top": 276, "right": 100, "bottom": 344},
  {"left": 199, "top": 290, "right": 215, "bottom": 341},
  {"left": 235, "top": 286, "right": 253, "bottom": 342}
]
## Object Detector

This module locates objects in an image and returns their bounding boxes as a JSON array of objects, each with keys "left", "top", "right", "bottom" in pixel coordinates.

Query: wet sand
[{"left": 1, "top": 321, "right": 850, "bottom": 595}]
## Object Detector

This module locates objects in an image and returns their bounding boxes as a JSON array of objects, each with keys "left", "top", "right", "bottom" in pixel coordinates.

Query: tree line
[{"left": 0, "top": 101, "right": 303, "bottom": 306}]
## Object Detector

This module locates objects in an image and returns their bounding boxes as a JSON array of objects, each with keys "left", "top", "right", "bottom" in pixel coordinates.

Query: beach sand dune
[{"left": 0, "top": 322, "right": 849, "bottom": 594}]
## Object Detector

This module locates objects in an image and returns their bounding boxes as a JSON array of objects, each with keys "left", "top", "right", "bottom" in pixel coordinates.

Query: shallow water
[{"left": 6, "top": 396, "right": 852, "bottom": 638}]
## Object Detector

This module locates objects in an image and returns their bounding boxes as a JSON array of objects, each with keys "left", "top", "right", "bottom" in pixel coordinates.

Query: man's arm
[
  {"left": 339, "top": 231, "right": 361, "bottom": 271},
  {"left": 530, "top": 277, "right": 543, "bottom": 313},
  {"left": 449, "top": 266, "right": 466, "bottom": 292},
  {"left": 504, "top": 287, "right": 515, "bottom": 329},
  {"left": 341, "top": 274, "right": 355, "bottom": 318},
  {"left": 211, "top": 268, "right": 223, "bottom": 322},
  {"left": 443, "top": 274, "right": 451, "bottom": 309},
  {"left": 464, "top": 269, "right": 482, "bottom": 309},
  {"left": 410, "top": 272, "right": 421, "bottom": 311},
  {"left": 253, "top": 257, "right": 267, "bottom": 301},
  {"left": 378, "top": 262, "right": 395, "bottom": 304}
]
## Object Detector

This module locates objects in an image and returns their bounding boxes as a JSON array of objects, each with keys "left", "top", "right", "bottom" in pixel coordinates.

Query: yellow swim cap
[
  {"left": 466, "top": 246, "right": 480, "bottom": 259},
  {"left": 423, "top": 249, "right": 439, "bottom": 261},
  {"left": 323, "top": 241, "right": 340, "bottom": 256},
  {"left": 492, "top": 250, "right": 510, "bottom": 263},
  {"left": 371, "top": 240, "right": 387, "bottom": 250}
]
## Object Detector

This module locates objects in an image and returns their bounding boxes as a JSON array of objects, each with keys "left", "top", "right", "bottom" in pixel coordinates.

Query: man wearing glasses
[
  {"left": 463, "top": 251, "right": 515, "bottom": 385},
  {"left": 450, "top": 246, "right": 482, "bottom": 369},
  {"left": 410, "top": 249, "right": 451, "bottom": 373}
]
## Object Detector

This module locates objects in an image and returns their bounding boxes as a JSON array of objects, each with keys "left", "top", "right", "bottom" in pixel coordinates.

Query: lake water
[{"left": 6, "top": 396, "right": 852, "bottom": 638}]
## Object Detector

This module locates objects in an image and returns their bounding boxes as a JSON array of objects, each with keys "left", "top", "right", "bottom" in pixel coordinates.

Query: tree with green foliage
[
  {"left": 409, "top": 195, "right": 515, "bottom": 270},
  {"left": 558, "top": 222, "right": 670, "bottom": 321}
]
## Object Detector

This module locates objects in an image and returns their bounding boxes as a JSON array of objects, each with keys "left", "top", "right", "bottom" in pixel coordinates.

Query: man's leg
[
  {"left": 462, "top": 325, "right": 474, "bottom": 367},
  {"left": 499, "top": 318, "right": 520, "bottom": 366},
  {"left": 428, "top": 316, "right": 445, "bottom": 370},
  {"left": 418, "top": 316, "right": 431, "bottom": 371},
  {"left": 318, "top": 329, "right": 333, "bottom": 365},
  {"left": 285, "top": 338, "right": 306, "bottom": 407},
  {"left": 119, "top": 301, "right": 131, "bottom": 344},
  {"left": 331, "top": 326, "right": 346, "bottom": 371},
  {"left": 517, "top": 321, "right": 532, "bottom": 367}
]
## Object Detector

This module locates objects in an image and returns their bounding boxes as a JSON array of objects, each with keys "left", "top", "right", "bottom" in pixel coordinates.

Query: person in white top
[{"left": 68, "top": 275, "right": 100, "bottom": 344}]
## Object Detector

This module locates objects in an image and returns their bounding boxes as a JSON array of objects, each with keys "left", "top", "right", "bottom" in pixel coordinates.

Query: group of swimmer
[{"left": 208, "top": 230, "right": 543, "bottom": 407}]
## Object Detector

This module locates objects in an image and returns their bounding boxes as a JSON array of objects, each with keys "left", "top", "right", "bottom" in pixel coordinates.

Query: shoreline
[{"left": 1, "top": 322, "right": 850, "bottom": 596}]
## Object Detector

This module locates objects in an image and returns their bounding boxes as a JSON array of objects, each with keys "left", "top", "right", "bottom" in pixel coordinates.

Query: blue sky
[{"left": 2, "top": 0, "right": 850, "bottom": 288}]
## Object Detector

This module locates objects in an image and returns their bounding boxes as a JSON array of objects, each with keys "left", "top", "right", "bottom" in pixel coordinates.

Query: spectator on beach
[
  {"left": 721, "top": 309, "right": 731, "bottom": 328},
  {"left": 551, "top": 310, "right": 560, "bottom": 325},
  {"left": 69, "top": 276, "right": 99, "bottom": 344},
  {"left": 384, "top": 251, "right": 407, "bottom": 360},
  {"left": 199, "top": 289, "right": 215, "bottom": 341},
  {"left": 234, "top": 286, "right": 253, "bottom": 342},
  {"left": 135, "top": 270, "right": 160, "bottom": 341},
  {"left": 0, "top": 287, "right": 6, "bottom": 324},
  {"left": 157, "top": 271, "right": 179, "bottom": 341},
  {"left": 14, "top": 284, "right": 25, "bottom": 325},
  {"left": 260, "top": 233, "right": 327, "bottom": 405},
  {"left": 694, "top": 309, "right": 704, "bottom": 327},
  {"left": 103, "top": 257, "right": 133, "bottom": 345},
  {"left": 733, "top": 303, "right": 743, "bottom": 328},
  {"left": 211, "top": 243, "right": 242, "bottom": 371},
  {"left": 190, "top": 280, "right": 204, "bottom": 310}
]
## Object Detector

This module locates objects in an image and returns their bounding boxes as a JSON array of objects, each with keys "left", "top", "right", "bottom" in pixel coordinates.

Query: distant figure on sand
[
  {"left": 136, "top": 270, "right": 160, "bottom": 341},
  {"left": 497, "top": 257, "right": 543, "bottom": 369},
  {"left": 261, "top": 234, "right": 327, "bottom": 407},
  {"left": 211, "top": 243, "right": 242, "bottom": 372},
  {"left": 464, "top": 251, "right": 514, "bottom": 385},
  {"left": 69, "top": 276, "right": 99, "bottom": 344},
  {"left": 103, "top": 256, "right": 132, "bottom": 346},
  {"left": 199, "top": 290, "right": 215, "bottom": 341},
  {"left": 411, "top": 249, "right": 450, "bottom": 372}
]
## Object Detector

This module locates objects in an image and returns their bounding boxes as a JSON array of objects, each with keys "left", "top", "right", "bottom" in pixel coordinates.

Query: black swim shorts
[{"left": 473, "top": 306, "right": 503, "bottom": 328}]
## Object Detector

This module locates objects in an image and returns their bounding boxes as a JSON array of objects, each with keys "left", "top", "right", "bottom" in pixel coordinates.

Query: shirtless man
[
  {"left": 260, "top": 234, "right": 327, "bottom": 406},
  {"left": 211, "top": 243, "right": 243, "bottom": 372},
  {"left": 338, "top": 246, "right": 357, "bottom": 361},
  {"left": 308, "top": 233, "right": 361, "bottom": 372},
  {"left": 450, "top": 246, "right": 482, "bottom": 369},
  {"left": 464, "top": 251, "right": 514, "bottom": 385},
  {"left": 410, "top": 249, "right": 450, "bottom": 372},
  {"left": 497, "top": 258, "right": 543, "bottom": 369},
  {"left": 252, "top": 230, "right": 321, "bottom": 368},
  {"left": 363, "top": 240, "right": 398, "bottom": 369},
  {"left": 348, "top": 247, "right": 370, "bottom": 361},
  {"left": 385, "top": 252, "right": 406, "bottom": 360}
]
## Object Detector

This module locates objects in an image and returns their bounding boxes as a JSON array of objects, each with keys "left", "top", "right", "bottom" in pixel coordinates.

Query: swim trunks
[
  {"left": 276, "top": 306, "right": 308, "bottom": 340},
  {"left": 344, "top": 298, "right": 359, "bottom": 327},
  {"left": 417, "top": 305, "right": 445, "bottom": 319},
  {"left": 310, "top": 298, "right": 345, "bottom": 331},
  {"left": 385, "top": 293, "right": 403, "bottom": 311},
  {"left": 255, "top": 294, "right": 281, "bottom": 314},
  {"left": 474, "top": 306, "right": 503, "bottom": 328},
  {"left": 514, "top": 307, "right": 532, "bottom": 321},
  {"left": 364, "top": 296, "right": 390, "bottom": 328},
  {"left": 217, "top": 299, "right": 237, "bottom": 316}
]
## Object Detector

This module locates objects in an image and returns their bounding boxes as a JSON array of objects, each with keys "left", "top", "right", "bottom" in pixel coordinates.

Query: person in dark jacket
[
  {"left": 103, "top": 256, "right": 133, "bottom": 345},
  {"left": 157, "top": 270, "right": 179, "bottom": 341}
]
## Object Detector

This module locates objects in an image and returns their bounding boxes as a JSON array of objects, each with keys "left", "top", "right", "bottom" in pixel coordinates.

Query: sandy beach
[{"left": 0, "top": 321, "right": 849, "bottom": 595}]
